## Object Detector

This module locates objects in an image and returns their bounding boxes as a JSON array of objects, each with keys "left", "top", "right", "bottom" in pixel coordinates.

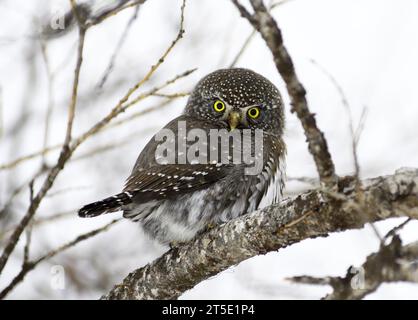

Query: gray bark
[{"left": 102, "top": 167, "right": 418, "bottom": 300}]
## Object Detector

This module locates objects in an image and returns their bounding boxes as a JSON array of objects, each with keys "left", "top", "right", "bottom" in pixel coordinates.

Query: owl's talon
[
  {"left": 206, "top": 223, "right": 216, "bottom": 231},
  {"left": 169, "top": 241, "right": 179, "bottom": 250}
]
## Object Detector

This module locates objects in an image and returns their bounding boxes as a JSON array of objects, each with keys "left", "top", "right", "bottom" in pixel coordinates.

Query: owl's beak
[{"left": 228, "top": 111, "right": 241, "bottom": 131}]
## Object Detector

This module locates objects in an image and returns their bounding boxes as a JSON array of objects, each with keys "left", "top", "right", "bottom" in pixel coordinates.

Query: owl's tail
[{"left": 78, "top": 192, "right": 134, "bottom": 218}]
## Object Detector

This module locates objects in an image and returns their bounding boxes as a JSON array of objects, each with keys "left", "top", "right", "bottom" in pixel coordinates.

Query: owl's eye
[
  {"left": 247, "top": 107, "right": 260, "bottom": 119},
  {"left": 213, "top": 100, "right": 226, "bottom": 112}
]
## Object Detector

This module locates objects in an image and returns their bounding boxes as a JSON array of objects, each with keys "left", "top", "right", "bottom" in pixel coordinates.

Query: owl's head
[{"left": 185, "top": 68, "right": 284, "bottom": 135}]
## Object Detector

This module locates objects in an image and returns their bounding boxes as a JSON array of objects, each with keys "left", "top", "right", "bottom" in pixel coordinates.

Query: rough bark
[{"left": 102, "top": 167, "right": 418, "bottom": 300}]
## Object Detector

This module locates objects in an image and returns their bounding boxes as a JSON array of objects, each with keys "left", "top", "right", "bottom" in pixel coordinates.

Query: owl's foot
[
  {"left": 205, "top": 222, "right": 216, "bottom": 231},
  {"left": 169, "top": 241, "right": 180, "bottom": 250}
]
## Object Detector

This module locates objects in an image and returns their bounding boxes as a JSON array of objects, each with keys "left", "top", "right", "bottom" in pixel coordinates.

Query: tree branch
[
  {"left": 0, "top": 15, "right": 87, "bottom": 275},
  {"left": 231, "top": 0, "right": 337, "bottom": 188},
  {"left": 0, "top": 219, "right": 119, "bottom": 299},
  {"left": 289, "top": 236, "right": 418, "bottom": 300},
  {"left": 0, "top": 0, "right": 187, "bottom": 276},
  {"left": 102, "top": 168, "right": 418, "bottom": 300}
]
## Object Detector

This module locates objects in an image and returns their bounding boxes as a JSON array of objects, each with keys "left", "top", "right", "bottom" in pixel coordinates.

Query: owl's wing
[{"left": 123, "top": 163, "right": 235, "bottom": 203}]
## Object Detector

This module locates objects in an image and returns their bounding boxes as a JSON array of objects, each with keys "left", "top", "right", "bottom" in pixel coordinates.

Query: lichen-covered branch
[
  {"left": 231, "top": 0, "right": 337, "bottom": 188},
  {"left": 290, "top": 236, "right": 418, "bottom": 300},
  {"left": 102, "top": 168, "right": 418, "bottom": 300}
]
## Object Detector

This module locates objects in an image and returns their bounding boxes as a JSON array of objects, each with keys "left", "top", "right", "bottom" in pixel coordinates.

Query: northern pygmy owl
[{"left": 79, "top": 68, "right": 286, "bottom": 244}]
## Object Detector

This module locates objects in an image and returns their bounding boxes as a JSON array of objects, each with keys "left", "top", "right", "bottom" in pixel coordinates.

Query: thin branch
[
  {"left": 309, "top": 59, "right": 380, "bottom": 240},
  {"left": 0, "top": 70, "right": 193, "bottom": 172},
  {"left": 229, "top": 0, "right": 293, "bottom": 68},
  {"left": 22, "top": 182, "right": 35, "bottom": 266},
  {"left": 0, "top": 145, "right": 60, "bottom": 170},
  {"left": 104, "top": 99, "right": 175, "bottom": 130},
  {"left": 287, "top": 176, "right": 318, "bottom": 185},
  {"left": 383, "top": 218, "right": 412, "bottom": 242},
  {"left": 0, "top": 12, "right": 87, "bottom": 275},
  {"left": 151, "top": 92, "right": 190, "bottom": 99},
  {"left": 39, "top": 38, "right": 55, "bottom": 167},
  {"left": 41, "top": 0, "right": 145, "bottom": 39},
  {"left": 0, "top": 219, "right": 119, "bottom": 299},
  {"left": 309, "top": 59, "right": 359, "bottom": 178},
  {"left": 289, "top": 237, "right": 418, "bottom": 300},
  {"left": 0, "top": 0, "right": 187, "bottom": 276},
  {"left": 0, "top": 86, "right": 3, "bottom": 139},
  {"left": 1, "top": 210, "right": 76, "bottom": 241},
  {"left": 231, "top": 0, "right": 337, "bottom": 188},
  {"left": 96, "top": 4, "right": 141, "bottom": 89},
  {"left": 354, "top": 105, "right": 369, "bottom": 145},
  {"left": 122, "top": 68, "right": 195, "bottom": 110},
  {"left": 229, "top": 29, "right": 256, "bottom": 68},
  {"left": 88, "top": 0, "right": 146, "bottom": 27},
  {"left": 0, "top": 165, "right": 49, "bottom": 227},
  {"left": 73, "top": 68, "right": 194, "bottom": 149}
]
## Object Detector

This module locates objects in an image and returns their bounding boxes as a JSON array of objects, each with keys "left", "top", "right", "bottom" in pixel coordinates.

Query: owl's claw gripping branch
[{"left": 231, "top": 0, "right": 338, "bottom": 189}]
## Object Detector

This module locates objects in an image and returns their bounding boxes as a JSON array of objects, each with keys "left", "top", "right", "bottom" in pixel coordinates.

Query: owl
[{"left": 79, "top": 68, "right": 286, "bottom": 245}]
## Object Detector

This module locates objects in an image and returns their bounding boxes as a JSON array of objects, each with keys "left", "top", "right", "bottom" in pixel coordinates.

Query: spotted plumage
[{"left": 79, "top": 68, "right": 286, "bottom": 244}]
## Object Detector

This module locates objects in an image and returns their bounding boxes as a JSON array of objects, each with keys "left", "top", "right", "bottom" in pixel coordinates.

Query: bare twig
[
  {"left": 73, "top": 67, "right": 192, "bottom": 150},
  {"left": 289, "top": 237, "right": 418, "bottom": 300},
  {"left": 0, "top": 9, "right": 87, "bottom": 275},
  {"left": 41, "top": 0, "right": 145, "bottom": 39},
  {"left": 0, "top": 86, "right": 3, "bottom": 139},
  {"left": 151, "top": 92, "right": 190, "bottom": 99},
  {"left": 309, "top": 59, "right": 359, "bottom": 177},
  {"left": 97, "top": 4, "right": 141, "bottom": 89},
  {"left": 1, "top": 210, "right": 76, "bottom": 241},
  {"left": 39, "top": 38, "right": 55, "bottom": 166},
  {"left": 287, "top": 176, "right": 318, "bottom": 185},
  {"left": 229, "top": 0, "right": 293, "bottom": 67},
  {"left": 0, "top": 0, "right": 187, "bottom": 277},
  {"left": 354, "top": 105, "right": 369, "bottom": 145},
  {"left": 88, "top": 0, "right": 146, "bottom": 27},
  {"left": 383, "top": 218, "right": 412, "bottom": 242},
  {"left": 0, "top": 145, "right": 60, "bottom": 170},
  {"left": 231, "top": 0, "right": 337, "bottom": 188},
  {"left": 229, "top": 29, "right": 257, "bottom": 68},
  {"left": 0, "top": 219, "right": 119, "bottom": 299},
  {"left": 0, "top": 165, "right": 49, "bottom": 226},
  {"left": 22, "top": 182, "right": 35, "bottom": 266},
  {"left": 309, "top": 59, "right": 380, "bottom": 239},
  {"left": 0, "top": 70, "right": 193, "bottom": 172}
]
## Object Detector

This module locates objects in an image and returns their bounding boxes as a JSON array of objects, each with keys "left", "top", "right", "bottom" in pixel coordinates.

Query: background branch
[
  {"left": 0, "top": 219, "right": 119, "bottom": 299},
  {"left": 289, "top": 236, "right": 418, "bottom": 300},
  {"left": 0, "top": 0, "right": 187, "bottom": 276},
  {"left": 232, "top": 0, "right": 337, "bottom": 188},
  {"left": 0, "top": 16, "right": 87, "bottom": 275}
]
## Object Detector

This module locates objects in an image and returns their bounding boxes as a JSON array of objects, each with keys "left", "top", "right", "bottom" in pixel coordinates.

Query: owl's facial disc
[{"left": 185, "top": 68, "right": 284, "bottom": 134}]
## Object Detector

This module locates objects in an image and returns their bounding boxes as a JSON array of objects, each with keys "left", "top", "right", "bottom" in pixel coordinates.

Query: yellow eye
[
  {"left": 213, "top": 100, "right": 225, "bottom": 112},
  {"left": 247, "top": 107, "right": 260, "bottom": 119}
]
